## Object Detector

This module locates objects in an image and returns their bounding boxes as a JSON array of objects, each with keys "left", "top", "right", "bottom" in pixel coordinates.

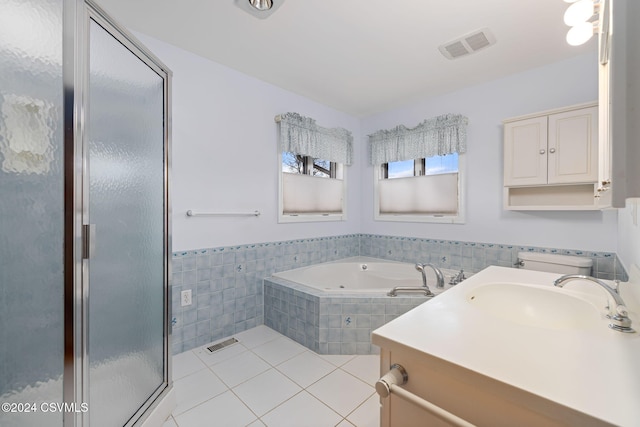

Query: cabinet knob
[
  {"left": 539, "top": 149, "right": 546, "bottom": 155},
  {"left": 549, "top": 148, "right": 556, "bottom": 154}
]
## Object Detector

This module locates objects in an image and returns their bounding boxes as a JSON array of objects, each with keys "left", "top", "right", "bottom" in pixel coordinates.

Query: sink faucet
[
  {"left": 415, "top": 263, "right": 445, "bottom": 289},
  {"left": 553, "top": 274, "right": 635, "bottom": 333}
]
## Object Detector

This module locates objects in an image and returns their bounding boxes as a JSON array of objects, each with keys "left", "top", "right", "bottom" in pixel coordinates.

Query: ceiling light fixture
[
  {"left": 564, "top": 0, "right": 608, "bottom": 46},
  {"left": 566, "top": 21, "right": 596, "bottom": 46},
  {"left": 249, "top": 0, "right": 273, "bottom": 11},
  {"left": 564, "top": 0, "right": 595, "bottom": 26},
  {"left": 234, "top": 0, "right": 285, "bottom": 19}
]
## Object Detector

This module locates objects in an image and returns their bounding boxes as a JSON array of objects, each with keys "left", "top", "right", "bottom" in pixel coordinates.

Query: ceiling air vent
[{"left": 438, "top": 28, "right": 496, "bottom": 60}]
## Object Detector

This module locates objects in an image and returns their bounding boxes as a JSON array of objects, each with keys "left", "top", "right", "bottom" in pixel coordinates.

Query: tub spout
[{"left": 416, "top": 263, "right": 445, "bottom": 289}]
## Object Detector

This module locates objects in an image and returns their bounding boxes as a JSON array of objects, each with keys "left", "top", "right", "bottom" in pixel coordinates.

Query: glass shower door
[
  {"left": 86, "top": 16, "right": 167, "bottom": 427},
  {"left": 0, "top": 1, "right": 64, "bottom": 426}
]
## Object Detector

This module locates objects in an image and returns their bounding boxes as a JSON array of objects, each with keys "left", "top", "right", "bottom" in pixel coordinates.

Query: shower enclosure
[{"left": 0, "top": 1, "right": 172, "bottom": 426}]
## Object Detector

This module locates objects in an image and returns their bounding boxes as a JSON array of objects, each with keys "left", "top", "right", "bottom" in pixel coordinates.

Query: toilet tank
[{"left": 517, "top": 252, "right": 592, "bottom": 275}]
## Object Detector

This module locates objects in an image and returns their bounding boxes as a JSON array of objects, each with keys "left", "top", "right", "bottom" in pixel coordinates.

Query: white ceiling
[{"left": 96, "top": 0, "right": 596, "bottom": 117}]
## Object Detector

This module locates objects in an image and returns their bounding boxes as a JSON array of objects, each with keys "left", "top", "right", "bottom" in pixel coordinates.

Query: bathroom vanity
[{"left": 372, "top": 266, "right": 640, "bottom": 426}]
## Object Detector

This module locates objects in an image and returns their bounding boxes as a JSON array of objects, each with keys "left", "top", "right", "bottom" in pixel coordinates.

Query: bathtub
[
  {"left": 265, "top": 257, "right": 461, "bottom": 355},
  {"left": 272, "top": 256, "right": 457, "bottom": 294}
]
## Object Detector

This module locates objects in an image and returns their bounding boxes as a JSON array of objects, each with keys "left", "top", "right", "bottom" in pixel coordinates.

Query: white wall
[
  {"left": 618, "top": 199, "right": 640, "bottom": 272},
  {"left": 137, "top": 32, "right": 617, "bottom": 254},
  {"left": 136, "top": 34, "right": 363, "bottom": 252},
  {"left": 360, "top": 52, "right": 618, "bottom": 252}
]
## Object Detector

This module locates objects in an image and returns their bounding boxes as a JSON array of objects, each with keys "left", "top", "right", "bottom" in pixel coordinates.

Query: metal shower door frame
[{"left": 62, "top": 1, "right": 173, "bottom": 426}]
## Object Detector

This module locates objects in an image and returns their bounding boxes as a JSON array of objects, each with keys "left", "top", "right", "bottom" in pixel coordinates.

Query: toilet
[{"left": 517, "top": 252, "right": 593, "bottom": 275}]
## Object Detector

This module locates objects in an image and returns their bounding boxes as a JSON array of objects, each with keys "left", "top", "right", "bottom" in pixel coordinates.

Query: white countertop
[{"left": 372, "top": 265, "right": 640, "bottom": 426}]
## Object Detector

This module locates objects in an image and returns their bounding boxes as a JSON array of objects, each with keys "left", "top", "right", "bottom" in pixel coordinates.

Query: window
[
  {"left": 282, "top": 152, "right": 340, "bottom": 178},
  {"left": 382, "top": 154, "right": 459, "bottom": 179},
  {"left": 375, "top": 153, "right": 464, "bottom": 223},
  {"left": 368, "top": 114, "right": 468, "bottom": 224},
  {"left": 280, "top": 152, "right": 345, "bottom": 221},
  {"left": 277, "top": 113, "right": 352, "bottom": 223}
]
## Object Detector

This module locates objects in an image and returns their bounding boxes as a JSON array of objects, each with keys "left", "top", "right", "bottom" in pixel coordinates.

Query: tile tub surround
[
  {"left": 358, "top": 234, "right": 627, "bottom": 282},
  {"left": 171, "top": 235, "right": 360, "bottom": 354},
  {"left": 264, "top": 276, "right": 432, "bottom": 355},
  {"left": 171, "top": 233, "right": 625, "bottom": 355}
]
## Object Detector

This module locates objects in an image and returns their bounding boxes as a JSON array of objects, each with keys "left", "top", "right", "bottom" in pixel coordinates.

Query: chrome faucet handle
[{"left": 448, "top": 269, "right": 466, "bottom": 285}]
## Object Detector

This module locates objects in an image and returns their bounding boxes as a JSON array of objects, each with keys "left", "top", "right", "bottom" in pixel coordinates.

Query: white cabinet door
[
  {"left": 547, "top": 106, "right": 598, "bottom": 184},
  {"left": 504, "top": 116, "right": 548, "bottom": 186}
]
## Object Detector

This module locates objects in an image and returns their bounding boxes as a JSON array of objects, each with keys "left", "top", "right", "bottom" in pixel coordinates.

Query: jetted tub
[
  {"left": 272, "top": 256, "right": 458, "bottom": 294},
  {"left": 265, "top": 256, "right": 461, "bottom": 354}
]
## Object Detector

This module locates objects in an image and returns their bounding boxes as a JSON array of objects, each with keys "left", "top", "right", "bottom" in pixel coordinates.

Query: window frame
[
  {"left": 278, "top": 151, "right": 347, "bottom": 223},
  {"left": 373, "top": 154, "right": 466, "bottom": 224}
]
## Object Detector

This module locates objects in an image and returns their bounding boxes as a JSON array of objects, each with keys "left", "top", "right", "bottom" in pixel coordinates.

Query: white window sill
[
  {"left": 374, "top": 213, "right": 465, "bottom": 224},
  {"left": 278, "top": 213, "right": 346, "bottom": 223}
]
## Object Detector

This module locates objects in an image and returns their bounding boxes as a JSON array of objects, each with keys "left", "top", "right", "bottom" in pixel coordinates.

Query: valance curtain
[
  {"left": 368, "top": 114, "right": 469, "bottom": 165},
  {"left": 278, "top": 112, "right": 354, "bottom": 166}
]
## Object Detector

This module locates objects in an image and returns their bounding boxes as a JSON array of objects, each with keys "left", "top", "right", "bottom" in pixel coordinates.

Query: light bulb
[
  {"left": 566, "top": 22, "right": 595, "bottom": 46},
  {"left": 564, "top": 0, "right": 594, "bottom": 26}
]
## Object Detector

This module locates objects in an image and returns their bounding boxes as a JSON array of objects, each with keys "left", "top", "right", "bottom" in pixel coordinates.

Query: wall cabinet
[{"left": 503, "top": 102, "right": 609, "bottom": 210}]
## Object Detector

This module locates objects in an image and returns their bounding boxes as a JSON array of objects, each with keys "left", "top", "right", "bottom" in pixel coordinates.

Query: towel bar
[
  {"left": 186, "top": 210, "right": 260, "bottom": 217},
  {"left": 376, "top": 364, "right": 476, "bottom": 427}
]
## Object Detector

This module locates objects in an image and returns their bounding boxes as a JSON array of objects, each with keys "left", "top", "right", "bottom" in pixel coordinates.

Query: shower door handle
[{"left": 82, "top": 224, "right": 96, "bottom": 259}]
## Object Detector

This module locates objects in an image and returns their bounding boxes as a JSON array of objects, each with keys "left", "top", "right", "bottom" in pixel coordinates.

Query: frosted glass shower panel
[
  {"left": 0, "top": 1, "right": 64, "bottom": 426},
  {"left": 87, "top": 19, "right": 166, "bottom": 427}
]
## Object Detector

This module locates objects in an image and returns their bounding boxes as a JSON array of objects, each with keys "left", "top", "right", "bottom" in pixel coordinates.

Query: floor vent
[
  {"left": 206, "top": 337, "right": 238, "bottom": 353},
  {"left": 438, "top": 28, "right": 496, "bottom": 60}
]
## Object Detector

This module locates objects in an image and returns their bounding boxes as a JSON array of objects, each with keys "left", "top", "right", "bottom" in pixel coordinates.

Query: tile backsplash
[{"left": 171, "top": 234, "right": 626, "bottom": 354}]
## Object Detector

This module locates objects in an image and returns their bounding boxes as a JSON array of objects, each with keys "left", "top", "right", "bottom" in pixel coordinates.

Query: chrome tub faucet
[{"left": 415, "top": 263, "right": 445, "bottom": 289}]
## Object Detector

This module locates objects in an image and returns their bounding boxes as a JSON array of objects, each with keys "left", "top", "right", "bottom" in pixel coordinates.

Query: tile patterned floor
[{"left": 164, "top": 326, "right": 380, "bottom": 427}]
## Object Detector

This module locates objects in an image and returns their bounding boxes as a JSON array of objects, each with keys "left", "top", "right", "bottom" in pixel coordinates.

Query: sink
[{"left": 465, "top": 283, "right": 603, "bottom": 330}]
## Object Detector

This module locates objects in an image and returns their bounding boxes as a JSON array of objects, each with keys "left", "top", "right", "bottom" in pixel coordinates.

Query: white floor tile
[
  {"left": 235, "top": 325, "right": 281, "bottom": 349},
  {"left": 232, "top": 369, "right": 302, "bottom": 416},
  {"left": 209, "top": 351, "right": 271, "bottom": 388},
  {"left": 173, "top": 350, "right": 206, "bottom": 380},
  {"left": 172, "top": 369, "right": 228, "bottom": 415},
  {"left": 194, "top": 340, "right": 248, "bottom": 367},
  {"left": 307, "top": 370, "right": 375, "bottom": 417},
  {"left": 170, "top": 326, "right": 384, "bottom": 427},
  {"left": 276, "top": 351, "right": 336, "bottom": 388},
  {"left": 341, "top": 355, "right": 380, "bottom": 387},
  {"left": 346, "top": 393, "right": 380, "bottom": 427},
  {"left": 252, "top": 336, "right": 307, "bottom": 366},
  {"left": 174, "top": 390, "right": 257, "bottom": 427},
  {"left": 261, "top": 391, "right": 342, "bottom": 427},
  {"left": 319, "top": 354, "right": 356, "bottom": 367}
]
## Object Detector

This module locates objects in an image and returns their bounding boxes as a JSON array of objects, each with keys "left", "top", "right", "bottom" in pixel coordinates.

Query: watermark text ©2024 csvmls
[{"left": 2, "top": 402, "right": 89, "bottom": 413}]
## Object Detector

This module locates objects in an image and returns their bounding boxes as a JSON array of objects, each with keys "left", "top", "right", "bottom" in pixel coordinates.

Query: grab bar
[
  {"left": 376, "top": 364, "right": 476, "bottom": 427},
  {"left": 387, "top": 286, "right": 434, "bottom": 297},
  {"left": 186, "top": 210, "right": 261, "bottom": 217}
]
